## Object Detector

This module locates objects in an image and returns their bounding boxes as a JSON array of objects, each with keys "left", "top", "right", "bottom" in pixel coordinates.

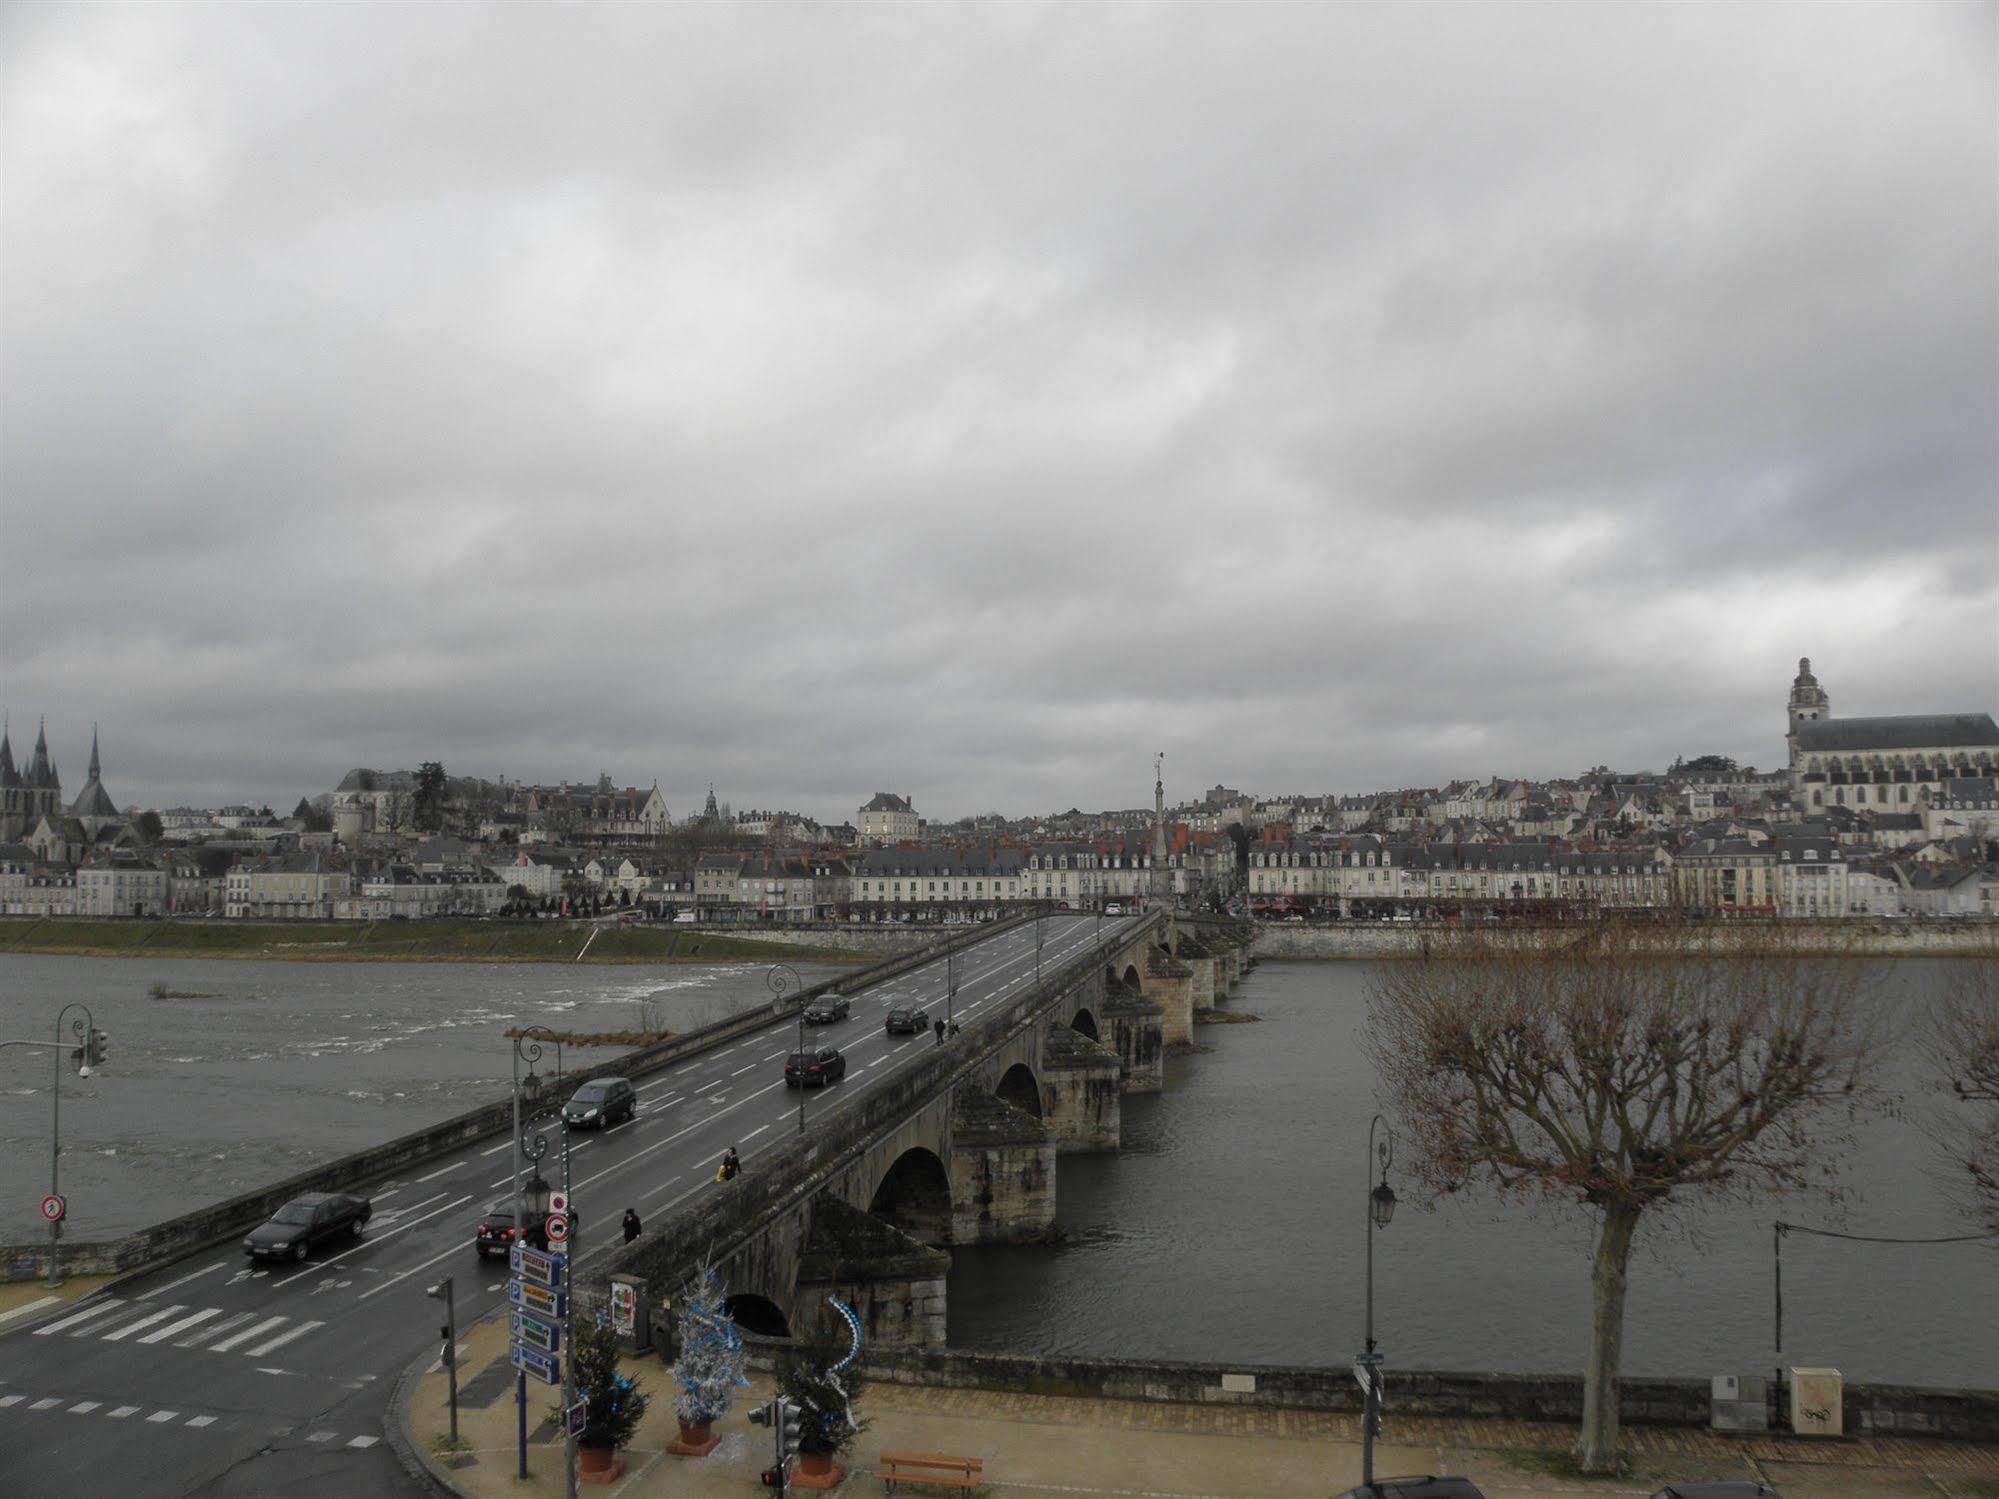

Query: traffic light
[
  {"left": 750, "top": 1397, "right": 803, "bottom": 1488},
  {"left": 87, "top": 1029, "right": 109, "bottom": 1067}
]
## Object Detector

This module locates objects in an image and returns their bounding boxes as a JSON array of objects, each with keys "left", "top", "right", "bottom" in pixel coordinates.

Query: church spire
[{"left": 88, "top": 723, "right": 101, "bottom": 781}]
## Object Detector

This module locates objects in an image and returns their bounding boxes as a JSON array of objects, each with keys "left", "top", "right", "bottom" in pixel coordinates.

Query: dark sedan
[
  {"left": 1335, "top": 1481, "right": 1485, "bottom": 1499},
  {"left": 474, "top": 1205, "right": 549, "bottom": 1260},
  {"left": 885, "top": 1006, "right": 930, "bottom": 1034},
  {"left": 802, "top": 997, "right": 850, "bottom": 1025},
  {"left": 784, "top": 1046, "right": 846, "bottom": 1087},
  {"left": 243, "top": 1192, "right": 371, "bottom": 1262}
]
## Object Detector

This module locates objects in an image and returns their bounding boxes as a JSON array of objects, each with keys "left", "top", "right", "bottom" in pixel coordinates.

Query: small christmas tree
[
  {"left": 569, "top": 1315, "right": 647, "bottom": 1451},
  {"left": 776, "top": 1311, "right": 869, "bottom": 1458},
  {"left": 671, "top": 1265, "right": 747, "bottom": 1428}
]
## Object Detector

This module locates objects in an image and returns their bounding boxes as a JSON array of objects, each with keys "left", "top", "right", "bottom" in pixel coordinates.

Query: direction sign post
[
  {"left": 511, "top": 1307, "right": 562, "bottom": 1355},
  {"left": 510, "top": 1342, "right": 562, "bottom": 1386},
  {"left": 509, "top": 1278, "right": 567, "bottom": 1320}
]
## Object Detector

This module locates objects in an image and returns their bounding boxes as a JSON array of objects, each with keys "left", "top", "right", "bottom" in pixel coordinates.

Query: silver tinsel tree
[{"left": 671, "top": 1264, "right": 747, "bottom": 1426}]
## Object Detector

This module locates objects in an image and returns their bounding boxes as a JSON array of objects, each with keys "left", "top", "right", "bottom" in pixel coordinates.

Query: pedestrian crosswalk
[{"left": 31, "top": 1298, "right": 326, "bottom": 1360}]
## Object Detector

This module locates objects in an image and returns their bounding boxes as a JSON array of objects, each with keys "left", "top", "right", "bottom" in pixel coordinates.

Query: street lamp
[
  {"left": 524, "top": 1105, "right": 578, "bottom": 1499},
  {"left": 1360, "top": 1114, "right": 1397, "bottom": 1486},
  {"left": 946, "top": 950, "right": 957, "bottom": 1035},
  {"left": 0, "top": 1005, "right": 104, "bottom": 1288},
  {"left": 769, "top": 964, "right": 804, "bottom": 1134}
]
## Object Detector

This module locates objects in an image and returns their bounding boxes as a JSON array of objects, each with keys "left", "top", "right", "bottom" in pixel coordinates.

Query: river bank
[
  {"left": 1249, "top": 918, "right": 1999, "bottom": 959},
  {"left": 0, "top": 916, "right": 865, "bottom": 966}
]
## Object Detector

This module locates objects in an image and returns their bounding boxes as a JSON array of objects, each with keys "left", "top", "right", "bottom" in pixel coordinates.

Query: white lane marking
[
  {"left": 138, "top": 1260, "right": 227, "bottom": 1301},
  {"left": 177, "top": 1311, "right": 256, "bottom": 1348},
  {"left": 480, "top": 1139, "right": 513, "bottom": 1157},
  {"left": 307, "top": 1430, "right": 336, "bottom": 1443},
  {"left": 66, "top": 1401, "right": 101, "bottom": 1414},
  {"left": 347, "top": 1434, "right": 379, "bottom": 1448},
  {"left": 0, "top": 1396, "right": 23, "bottom": 1408},
  {"left": 868, "top": 1056, "right": 888, "bottom": 1067},
  {"left": 636, "top": 1173, "right": 685, "bottom": 1205},
  {"left": 33, "top": 1299, "right": 128, "bottom": 1336},
  {"left": 207, "top": 1315, "right": 288, "bottom": 1353},
  {"left": 186, "top": 1414, "right": 217, "bottom": 1428},
  {"left": 30, "top": 1398, "right": 62, "bottom": 1410},
  {"left": 0, "top": 1295, "right": 59, "bottom": 1327},
  {"left": 108, "top": 1405, "right": 139, "bottom": 1418},
  {"left": 140, "top": 1308, "right": 223, "bottom": 1344},
  {"left": 370, "top": 1190, "right": 449, "bottom": 1223},
  {"left": 730, "top": 1063, "right": 757, "bottom": 1077},
  {"left": 239, "top": 1319, "right": 323, "bottom": 1358},
  {"left": 146, "top": 1409, "right": 178, "bottom": 1422},
  {"left": 571, "top": 1082, "right": 786, "bottom": 1193},
  {"left": 416, "top": 1161, "right": 464, "bottom": 1183},
  {"left": 101, "top": 1305, "right": 187, "bottom": 1342},
  {"left": 354, "top": 1231, "right": 483, "bottom": 1302},
  {"left": 741, "top": 1124, "right": 770, "bottom": 1141},
  {"left": 270, "top": 1193, "right": 472, "bottom": 1287}
]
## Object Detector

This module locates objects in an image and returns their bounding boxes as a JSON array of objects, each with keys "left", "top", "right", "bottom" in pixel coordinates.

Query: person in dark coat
[
  {"left": 933, "top": 1017, "right": 946, "bottom": 1044},
  {"left": 621, "top": 1208, "right": 641, "bottom": 1243},
  {"left": 716, "top": 1147, "right": 741, "bottom": 1182}
]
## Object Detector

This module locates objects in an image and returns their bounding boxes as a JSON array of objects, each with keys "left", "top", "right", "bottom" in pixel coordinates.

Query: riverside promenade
[{"left": 399, "top": 1316, "right": 1999, "bottom": 1499}]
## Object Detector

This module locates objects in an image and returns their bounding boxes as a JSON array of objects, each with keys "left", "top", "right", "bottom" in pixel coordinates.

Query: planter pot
[
  {"left": 577, "top": 1444, "right": 626, "bottom": 1485},
  {"left": 788, "top": 1449, "right": 847, "bottom": 1489},
  {"left": 666, "top": 1416, "right": 720, "bottom": 1457}
]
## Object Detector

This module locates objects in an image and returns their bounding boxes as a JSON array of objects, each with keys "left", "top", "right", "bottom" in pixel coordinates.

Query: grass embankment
[{"left": 0, "top": 918, "right": 864, "bottom": 966}]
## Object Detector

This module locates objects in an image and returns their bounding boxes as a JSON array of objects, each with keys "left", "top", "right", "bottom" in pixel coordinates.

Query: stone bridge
[{"left": 598, "top": 909, "right": 1255, "bottom": 1352}]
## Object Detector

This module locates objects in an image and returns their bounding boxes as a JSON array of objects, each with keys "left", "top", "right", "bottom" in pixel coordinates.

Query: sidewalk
[
  {"left": 0, "top": 1271, "right": 116, "bottom": 1332},
  {"left": 401, "top": 1315, "right": 1999, "bottom": 1499}
]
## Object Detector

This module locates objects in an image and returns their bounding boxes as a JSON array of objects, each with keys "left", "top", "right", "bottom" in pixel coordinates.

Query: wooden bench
[{"left": 878, "top": 1450, "right": 984, "bottom": 1494}]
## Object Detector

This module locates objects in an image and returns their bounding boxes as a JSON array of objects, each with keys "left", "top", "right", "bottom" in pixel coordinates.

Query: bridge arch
[
  {"left": 1070, "top": 1007, "right": 1099, "bottom": 1041},
  {"left": 722, "top": 1292, "right": 790, "bottom": 1338},
  {"left": 995, "top": 1061, "right": 1042, "bottom": 1118},
  {"left": 1115, "top": 962, "right": 1141, "bottom": 991},
  {"left": 868, "top": 1146, "right": 953, "bottom": 1245}
]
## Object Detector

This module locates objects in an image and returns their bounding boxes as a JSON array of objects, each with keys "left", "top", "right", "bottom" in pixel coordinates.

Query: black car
[
  {"left": 474, "top": 1205, "right": 550, "bottom": 1260},
  {"left": 784, "top": 1046, "right": 846, "bottom": 1087},
  {"left": 244, "top": 1192, "right": 371, "bottom": 1261},
  {"left": 562, "top": 1076, "right": 637, "bottom": 1129},
  {"left": 802, "top": 996, "right": 851, "bottom": 1025},
  {"left": 1335, "top": 1480, "right": 1486, "bottom": 1499},
  {"left": 1651, "top": 1486, "right": 1782, "bottom": 1498},
  {"left": 885, "top": 1006, "right": 929, "bottom": 1035}
]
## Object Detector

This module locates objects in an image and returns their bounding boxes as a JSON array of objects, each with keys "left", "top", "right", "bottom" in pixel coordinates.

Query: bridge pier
[
  {"left": 794, "top": 1197, "right": 950, "bottom": 1349},
  {"left": 1102, "top": 979, "right": 1163, "bottom": 1093},
  {"left": 1144, "top": 948, "right": 1196, "bottom": 1044},
  {"left": 948, "top": 1089, "right": 1056, "bottom": 1243},
  {"left": 1040, "top": 1026, "right": 1122, "bottom": 1152}
]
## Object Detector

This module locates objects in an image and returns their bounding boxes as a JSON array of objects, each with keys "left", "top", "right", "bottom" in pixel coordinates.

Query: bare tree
[
  {"left": 1922, "top": 953, "right": 1999, "bottom": 1237},
  {"left": 1366, "top": 920, "right": 1879, "bottom": 1472}
]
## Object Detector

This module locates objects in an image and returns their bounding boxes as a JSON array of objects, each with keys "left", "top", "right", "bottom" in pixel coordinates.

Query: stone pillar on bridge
[
  {"left": 947, "top": 1088, "right": 1056, "bottom": 1243},
  {"left": 793, "top": 1197, "right": 951, "bottom": 1349},
  {"left": 1040, "top": 1025, "right": 1122, "bottom": 1153},
  {"left": 1145, "top": 946, "right": 1196, "bottom": 1044},
  {"left": 1101, "top": 978, "right": 1163, "bottom": 1094}
]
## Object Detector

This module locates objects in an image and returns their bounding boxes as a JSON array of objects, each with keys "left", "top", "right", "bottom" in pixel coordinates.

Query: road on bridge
[{"left": 0, "top": 913, "right": 1125, "bottom": 1498}]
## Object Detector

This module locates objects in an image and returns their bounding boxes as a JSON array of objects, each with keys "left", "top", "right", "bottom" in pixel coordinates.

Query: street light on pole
[
  {"left": 0, "top": 1005, "right": 104, "bottom": 1289},
  {"left": 1360, "top": 1114, "right": 1397, "bottom": 1487},
  {"left": 527, "top": 1105, "right": 577, "bottom": 1499},
  {"left": 511, "top": 1024, "right": 560, "bottom": 1481},
  {"left": 769, "top": 964, "right": 803, "bottom": 1134}
]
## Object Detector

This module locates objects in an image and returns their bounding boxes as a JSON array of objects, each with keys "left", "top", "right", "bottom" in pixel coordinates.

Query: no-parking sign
[{"left": 546, "top": 1214, "right": 570, "bottom": 1245}]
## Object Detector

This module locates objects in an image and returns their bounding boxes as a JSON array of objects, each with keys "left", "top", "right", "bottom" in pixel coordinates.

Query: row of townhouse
[
  {"left": 1673, "top": 834, "right": 1998, "bottom": 918},
  {"left": 1246, "top": 837, "right": 1673, "bottom": 910}
]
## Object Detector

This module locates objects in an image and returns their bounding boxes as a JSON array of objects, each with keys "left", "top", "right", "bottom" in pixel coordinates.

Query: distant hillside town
[{"left": 3, "top": 659, "right": 1995, "bottom": 923}]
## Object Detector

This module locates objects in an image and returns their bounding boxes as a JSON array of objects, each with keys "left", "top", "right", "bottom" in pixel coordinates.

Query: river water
[
  {"left": 0, "top": 954, "right": 844, "bottom": 1241},
  {"left": 947, "top": 958, "right": 1999, "bottom": 1389}
]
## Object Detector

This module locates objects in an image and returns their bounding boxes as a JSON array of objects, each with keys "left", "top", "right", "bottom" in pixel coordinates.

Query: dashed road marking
[
  {"left": 307, "top": 1430, "right": 336, "bottom": 1443},
  {"left": 66, "top": 1401, "right": 100, "bottom": 1414},
  {"left": 347, "top": 1434, "right": 379, "bottom": 1448},
  {"left": 0, "top": 1396, "right": 22, "bottom": 1409},
  {"left": 186, "top": 1414, "right": 216, "bottom": 1428},
  {"left": 29, "top": 1398, "right": 61, "bottom": 1411},
  {"left": 146, "top": 1409, "right": 178, "bottom": 1422},
  {"left": 108, "top": 1406, "right": 139, "bottom": 1419}
]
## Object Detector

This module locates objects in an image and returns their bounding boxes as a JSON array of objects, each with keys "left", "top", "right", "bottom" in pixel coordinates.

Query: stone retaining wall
[
  {"left": 1251, "top": 920, "right": 1999, "bottom": 960},
  {"left": 841, "top": 1346, "right": 1999, "bottom": 1442}
]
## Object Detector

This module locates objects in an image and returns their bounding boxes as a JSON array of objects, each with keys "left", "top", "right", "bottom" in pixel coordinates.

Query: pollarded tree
[
  {"left": 1365, "top": 920, "right": 1879, "bottom": 1473},
  {"left": 1922, "top": 953, "right": 1999, "bottom": 1237}
]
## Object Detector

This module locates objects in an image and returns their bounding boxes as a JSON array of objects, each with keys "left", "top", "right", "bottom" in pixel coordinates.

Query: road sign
[
  {"left": 509, "top": 1279, "right": 567, "bottom": 1319},
  {"left": 510, "top": 1243, "right": 564, "bottom": 1288},
  {"left": 510, "top": 1308, "right": 561, "bottom": 1355},
  {"left": 545, "top": 1214, "right": 570, "bottom": 1245},
  {"left": 566, "top": 1400, "right": 587, "bottom": 1438},
  {"left": 510, "top": 1342, "right": 561, "bottom": 1386},
  {"left": 39, "top": 1195, "right": 65, "bottom": 1223},
  {"left": 549, "top": 1190, "right": 569, "bottom": 1217}
]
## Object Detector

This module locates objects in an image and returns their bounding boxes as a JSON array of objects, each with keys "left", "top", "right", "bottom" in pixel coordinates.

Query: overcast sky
[{"left": 3, "top": 2, "right": 1994, "bottom": 822}]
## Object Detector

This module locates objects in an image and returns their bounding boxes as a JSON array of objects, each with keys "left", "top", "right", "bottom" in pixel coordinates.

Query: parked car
[
  {"left": 474, "top": 1205, "right": 551, "bottom": 1259},
  {"left": 1651, "top": 1486, "right": 1782, "bottom": 1498},
  {"left": 244, "top": 1191, "right": 371, "bottom": 1261},
  {"left": 1103, "top": 903, "right": 1123, "bottom": 915},
  {"left": 784, "top": 1046, "right": 846, "bottom": 1087},
  {"left": 885, "top": 1006, "right": 930, "bottom": 1035},
  {"left": 563, "top": 1076, "right": 637, "bottom": 1129},
  {"left": 1335, "top": 1480, "right": 1485, "bottom": 1499},
  {"left": 802, "top": 996, "right": 851, "bottom": 1025}
]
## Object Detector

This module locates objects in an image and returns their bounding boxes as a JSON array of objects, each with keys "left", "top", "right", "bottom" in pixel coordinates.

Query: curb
[{"left": 389, "top": 1332, "right": 475, "bottom": 1499}]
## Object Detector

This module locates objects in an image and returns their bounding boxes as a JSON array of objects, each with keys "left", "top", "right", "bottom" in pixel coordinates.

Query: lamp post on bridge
[
  {"left": 769, "top": 964, "right": 805, "bottom": 1134},
  {"left": 1359, "top": 1114, "right": 1397, "bottom": 1487},
  {"left": 522, "top": 1105, "right": 577, "bottom": 1499},
  {"left": 0, "top": 1003, "right": 106, "bottom": 1289},
  {"left": 510, "top": 1024, "right": 562, "bottom": 1481}
]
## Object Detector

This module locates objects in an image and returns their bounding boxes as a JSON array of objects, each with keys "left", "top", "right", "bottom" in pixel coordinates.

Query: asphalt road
[{"left": 0, "top": 913, "right": 1122, "bottom": 1498}]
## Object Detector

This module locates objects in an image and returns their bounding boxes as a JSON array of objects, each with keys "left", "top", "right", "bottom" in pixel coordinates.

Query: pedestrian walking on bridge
[
  {"left": 933, "top": 1017, "right": 946, "bottom": 1045},
  {"left": 621, "top": 1208, "right": 641, "bottom": 1243}
]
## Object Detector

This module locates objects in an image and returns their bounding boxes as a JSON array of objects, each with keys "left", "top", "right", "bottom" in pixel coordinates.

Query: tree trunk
[{"left": 1578, "top": 1200, "right": 1642, "bottom": 1473}]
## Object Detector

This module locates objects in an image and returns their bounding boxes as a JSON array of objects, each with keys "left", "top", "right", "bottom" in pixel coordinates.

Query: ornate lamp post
[
  {"left": 1360, "top": 1114, "right": 1397, "bottom": 1486},
  {"left": 511, "top": 1025, "right": 562, "bottom": 1480},
  {"left": 0, "top": 1005, "right": 104, "bottom": 1288},
  {"left": 523, "top": 1105, "right": 576, "bottom": 1499},
  {"left": 769, "top": 964, "right": 804, "bottom": 1134}
]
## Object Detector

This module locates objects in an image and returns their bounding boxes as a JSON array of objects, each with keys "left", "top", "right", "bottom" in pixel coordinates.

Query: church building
[{"left": 1785, "top": 658, "right": 1999, "bottom": 811}]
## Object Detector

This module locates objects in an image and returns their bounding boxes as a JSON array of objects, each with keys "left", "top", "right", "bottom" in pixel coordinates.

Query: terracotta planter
[
  {"left": 577, "top": 1444, "right": 626, "bottom": 1485},
  {"left": 788, "top": 1449, "right": 847, "bottom": 1489},
  {"left": 666, "top": 1416, "right": 720, "bottom": 1457}
]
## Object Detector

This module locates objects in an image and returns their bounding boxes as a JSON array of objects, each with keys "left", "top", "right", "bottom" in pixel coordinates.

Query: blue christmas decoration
[{"left": 672, "top": 1264, "right": 748, "bottom": 1425}]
